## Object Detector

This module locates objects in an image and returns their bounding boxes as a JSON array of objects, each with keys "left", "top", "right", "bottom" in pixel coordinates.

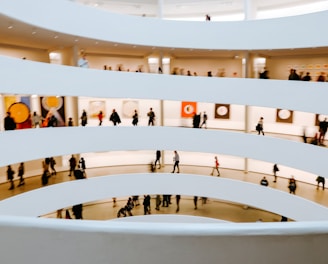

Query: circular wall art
[
  {"left": 215, "top": 104, "right": 230, "bottom": 119},
  {"left": 276, "top": 109, "right": 293, "bottom": 123},
  {"left": 181, "top": 101, "right": 197, "bottom": 118},
  {"left": 8, "top": 102, "right": 30, "bottom": 124}
]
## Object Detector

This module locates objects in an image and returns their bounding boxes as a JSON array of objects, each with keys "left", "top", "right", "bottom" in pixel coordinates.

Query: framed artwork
[
  {"left": 122, "top": 100, "right": 139, "bottom": 118},
  {"left": 276, "top": 109, "right": 293, "bottom": 123},
  {"left": 215, "top": 104, "right": 230, "bottom": 119},
  {"left": 315, "top": 114, "right": 328, "bottom": 126},
  {"left": 40, "top": 96, "right": 66, "bottom": 127},
  {"left": 5, "top": 95, "right": 31, "bottom": 129},
  {"left": 89, "top": 100, "right": 106, "bottom": 118},
  {"left": 181, "top": 101, "right": 197, "bottom": 118}
]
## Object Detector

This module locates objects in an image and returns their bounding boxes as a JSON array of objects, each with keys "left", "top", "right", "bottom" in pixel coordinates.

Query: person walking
[
  {"left": 7, "top": 165, "right": 15, "bottom": 190},
  {"left": 193, "top": 196, "right": 198, "bottom": 210},
  {"left": 200, "top": 111, "right": 208, "bottom": 129},
  {"left": 109, "top": 109, "right": 121, "bottom": 126},
  {"left": 210, "top": 156, "right": 220, "bottom": 176},
  {"left": 176, "top": 195, "right": 181, "bottom": 213},
  {"left": 68, "top": 155, "right": 77, "bottom": 176},
  {"left": 288, "top": 176, "right": 297, "bottom": 194},
  {"left": 143, "top": 195, "right": 151, "bottom": 215},
  {"left": 273, "top": 164, "right": 279, "bottom": 182},
  {"left": 171, "top": 150, "right": 180, "bottom": 173},
  {"left": 319, "top": 118, "right": 328, "bottom": 145},
  {"left": 132, "top": 109, "right": 138, "bottom": 126},
  {"left": 49, "top": 157, "right": 56, "bottom": 176},
  {"left": 98, "top": 111, "right": 103, "bottom": 126},
  {"left": 81, "top": 110, "right": 87, "bottom": 126},
  {"left": 79, "top": 157, "right": 86, "bottom": 176},
  {"left": 192, "top": 112, "right": 201, "bottom": 128},
  {"left": 126, "top": 197, "right": 134, "bottom": 216},
  {"left": 17, "top": 162, "right": 25, "bottom": 187},
  {"left": 256, "top": 117, "right": 264, "bottom": 135},
  {"left": 147, "top": 107, "right": 155, "bottom": 126},
  {"left": 155, "top": 195, "right": 161, "bottom": 210},
  {"left": 154, "top": 150, "right": 161, "bottom": 169}
]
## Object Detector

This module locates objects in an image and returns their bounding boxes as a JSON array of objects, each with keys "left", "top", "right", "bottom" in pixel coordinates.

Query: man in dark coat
[{"left": 4, "top": 112, "right": 16, "bottom": 130}]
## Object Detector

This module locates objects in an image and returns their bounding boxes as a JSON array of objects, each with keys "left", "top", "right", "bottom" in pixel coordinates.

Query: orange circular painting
[{"left": 8, "top": 102, "right": 30, "bottom": 124}]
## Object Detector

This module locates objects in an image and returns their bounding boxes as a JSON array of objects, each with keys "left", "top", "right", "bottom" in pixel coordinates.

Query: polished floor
[{"left": 1, "top": 161, "right": 326, "bottom": 223}]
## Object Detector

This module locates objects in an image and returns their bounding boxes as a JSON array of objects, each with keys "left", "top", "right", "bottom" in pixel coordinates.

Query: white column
[
  {"left": 157, "top": 0, "right": 163, "bottom": 19},
  {"left": 244, "top": 0, "right": 258, "bottom": 20},
  {"left": 30, "top": 95, "right": 41, "bottom": 115}
]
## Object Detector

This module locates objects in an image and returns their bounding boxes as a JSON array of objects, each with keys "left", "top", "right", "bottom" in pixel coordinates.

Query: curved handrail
[
  {"left": 0, "top": 215, "right": 327, "bottom": 264},
  {"left": 1, "top": 56, "right": 327, "bottom": 115},
  {"left": 0, "top": 0, "right": 327, "bottom": 50},
  {"left": 0, "top": 127, "right": 327, "bottom": 177},
  {"left": 0, "top": 173, "right": 327, "bottom": 221}
]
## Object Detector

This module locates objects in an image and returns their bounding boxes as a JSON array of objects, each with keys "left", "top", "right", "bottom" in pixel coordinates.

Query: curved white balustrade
[
  {"left": 1, "top": 56, "right": 327, "bottom": 114},
  {"left": 0, "top": 216, "right": 327, "bottom": 264},
  {"left": 0, "top": 126, "right": 327, "bottom": 177},
  {"left": 111, "top": 215, "right": 228, "bottom": 223},
  {"left": 0, "top": 0, "right": 327, "bottom": 50},
  {"left": 0, "top": 174, "right": 327, "bottom": 221}
]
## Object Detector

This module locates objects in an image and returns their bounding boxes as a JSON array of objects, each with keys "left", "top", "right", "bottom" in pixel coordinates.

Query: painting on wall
[
  {"left": 40, "top": 96, "right": 66, "bottom": 127},
  {"left": 215, "top": 104, "right": 230, "bottom": 119},
  {"left": 122, "top": 100, "right": 139, "bottom": 118},
  {"left": 5, "top": 95, "right": 32, "bottom": 129},
  {"left": 89, "top": 100, "right": 106, "bottom": 118},
  {"left": 315, "top": 114, "right": 328, "bottom": 126},
  {"left": 276, "top": 109, "right": 293, "bottom": 123},
  {"left": 181, "top": 101, "right": 197, "bottom": 118}
]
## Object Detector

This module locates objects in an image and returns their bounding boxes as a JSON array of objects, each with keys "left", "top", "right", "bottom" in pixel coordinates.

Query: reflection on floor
[{"left": 1, "top": 163, "right": 325, "bottom": 223}]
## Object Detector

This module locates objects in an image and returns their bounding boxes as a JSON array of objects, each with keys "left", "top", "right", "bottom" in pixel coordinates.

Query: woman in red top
[
  {"left": 98, "top": 111, "right": 103, "bottom": 126},
  {"left": 210, "top": 156, "right": 220, "bottom": 176}
]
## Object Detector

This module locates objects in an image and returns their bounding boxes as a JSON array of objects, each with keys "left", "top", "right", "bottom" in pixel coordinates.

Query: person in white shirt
[
  {"left": 171, "top": 150, "right": 180, "bottom": 173},
  {"left": 31, "top": 111, "right": 43, "bottom": 128},
  {"left": 77, "top": 55, "right": 89, "bottom": 68}
]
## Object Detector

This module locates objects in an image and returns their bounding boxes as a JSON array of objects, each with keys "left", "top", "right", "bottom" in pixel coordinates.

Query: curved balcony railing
[
  {"left": 1, "top": 173, "right": 327, "bottom": 221},
  {"left": 1, "top": 56, "right": 327, "bottom": 115},
  {"left": 0, "top": 127, "right": 327, "bottom": 177},
  {"left": 0, "top": 0, "right": 328, "bottom": 50}
]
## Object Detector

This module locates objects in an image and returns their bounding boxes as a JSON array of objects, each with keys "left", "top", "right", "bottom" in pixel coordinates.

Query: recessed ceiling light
[
  {"left": 54, "top": 35, "right": 58, "bottom": 39},
  {"left": 133, "top": 45, "right": 137, "bottom": 48},
  {"left": 75, "top": 38, "right": 79, "bottom": 42},
  {"left": 95, "top": 41, "right": 99, "bottom": 45},
  {"left": 114, "top": 43, "right": 118, "bottom": 46},
  {"left": 32, "top": 31, "right": 37, "bottom": 35},
  {"left": 8, "top": 25, "right": 13, "bottom": 29}
]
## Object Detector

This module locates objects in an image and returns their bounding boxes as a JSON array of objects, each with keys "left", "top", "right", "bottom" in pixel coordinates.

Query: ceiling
[
  {"left": 0, "top": 0, "right": 328, "bottom": 59},
  {"left": 72, "top": 0, "right": 327, "bottom": 18}
]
